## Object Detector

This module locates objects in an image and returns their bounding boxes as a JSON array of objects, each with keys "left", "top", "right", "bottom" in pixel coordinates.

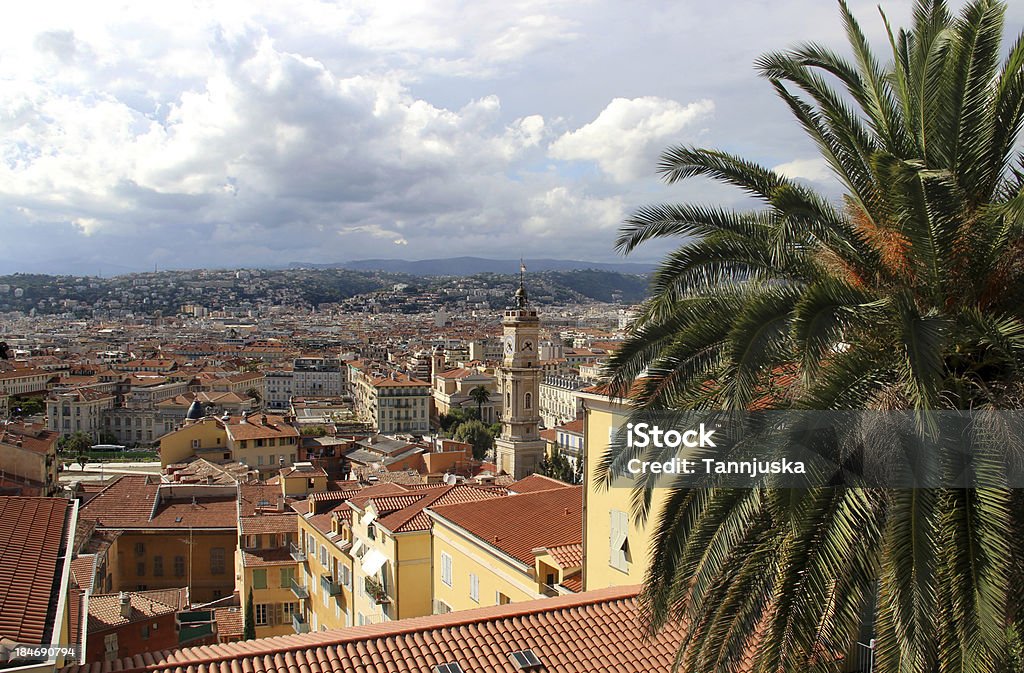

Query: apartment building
[{"left": 0, "top": 421, "right": 60, "bottom": 495}]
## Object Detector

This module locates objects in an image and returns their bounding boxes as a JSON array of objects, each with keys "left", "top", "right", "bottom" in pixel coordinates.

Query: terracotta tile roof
[
  {"left": 78, "top": 475, "right": 159, "bottom": 528},
  {"left": 539, "top": 428, "right": 557, "bottom": 442},
  {"left": 224, "top": 415, "right": 299, "bottom": 441},
  {"left": 0, "top": 497, "right": 74, "bottom": 645},
  {"left": 214, "top": 607, "right": 243, "bottom": 640},
  {"left": 148, "top": 495, "right": 237, "bottom": 528},
  {"left": 560, "top": 572, "right": 583, "bottom": 593},
  {"left": 556, "top": 417, "right": 585, "bottom": 434},
  {"left": 544, "top": 542, "right": 583, "bottom": 569},
  {"left": 88, "top": 589, "right": 189, "bottom": 631},
  {"left": 354, "top": 484, "right": 504, "bottom": 534},
  {"left": 508, "top": 473, "right": 573, "bottom": 494},
  {"left": 429, "top": 486, "right": 582, "bottom": 566},
  {"left": 70, "top": 554, "right": 97, "bottom": 591},
  {"left": 61, "top": 586, "right": 682, "bottom": 673},
  {"left": 239, "top": 513, "right": 297, "bottom": 535},
  {"left": 0, "top": 421, "right": 59, "bottom": 455}
]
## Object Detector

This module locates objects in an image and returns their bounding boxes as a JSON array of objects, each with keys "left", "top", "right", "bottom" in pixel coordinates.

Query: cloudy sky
[{"left": 2, "top": 1, "right": 1022, "bottom": 275}]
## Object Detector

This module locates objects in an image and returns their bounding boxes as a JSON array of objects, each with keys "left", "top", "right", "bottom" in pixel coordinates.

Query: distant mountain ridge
[{"left": 289, "top": 256, "right": 655, "bottom": 276}]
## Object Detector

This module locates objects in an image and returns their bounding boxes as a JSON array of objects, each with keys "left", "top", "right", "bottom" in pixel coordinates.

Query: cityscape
[{"left": 2, "top": 1, "right": 1024, "bottom": 673}]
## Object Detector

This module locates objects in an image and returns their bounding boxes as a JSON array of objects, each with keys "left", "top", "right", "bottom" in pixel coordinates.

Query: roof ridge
[{"left": 103, "top": 586, "right": 642, "bottom": 672}]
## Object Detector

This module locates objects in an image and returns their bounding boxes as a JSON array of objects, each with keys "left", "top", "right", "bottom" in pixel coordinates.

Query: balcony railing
[
  {"left": 540, "top": 584, "right": 560, "bottom": 598},
  {"left": 292, "top": 612, "right": 309, "bottom": 634},
  {"left": 289, "top": 542, "right": 306, "bottom": 562},
  {"left": 321, "top": 574, "right": 342, "bottom": 596},
  {"left": 290, "top": 578, "right": 309, "bottom": 599},
  {"left": 365, "top": 576, "right": 390, "bottom": 604}
]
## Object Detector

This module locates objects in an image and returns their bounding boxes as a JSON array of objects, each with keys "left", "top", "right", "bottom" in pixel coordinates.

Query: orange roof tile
[
  {"left": 428, "top": 486, "right": 582, "bottom": 566},
  {"left": 507, "top": 473, "right": 572, "bottom": 494},
  {"left": 88, "top": 589, "right": 189, "bottom": 631},
  {"left": 0, "top": 497, "right": 74, "bottom": 644},
  {"left": 61, "top": 586, "right": 685, "bottom": 673}
]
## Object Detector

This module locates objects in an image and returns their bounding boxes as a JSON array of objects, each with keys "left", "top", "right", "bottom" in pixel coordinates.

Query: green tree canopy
[
  {"left": 452, "top": 419, "right": 495, "bottom": 461},
  {"left": 602, "top": 1, "right": 1024, "bottom": 671}
]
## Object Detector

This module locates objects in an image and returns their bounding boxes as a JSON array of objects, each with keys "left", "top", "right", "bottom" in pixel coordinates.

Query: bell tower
[{"left": 494, "top": 266, "right": 546, "bottom": 479}]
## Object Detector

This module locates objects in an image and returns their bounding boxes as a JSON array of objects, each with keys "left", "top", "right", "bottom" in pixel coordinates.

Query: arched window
[{"left": 524, "top": 392, "right": 532, "bottom": 410}]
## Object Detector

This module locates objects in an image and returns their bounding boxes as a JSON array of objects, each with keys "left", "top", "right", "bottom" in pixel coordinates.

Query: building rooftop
[
  {"left": 0, "top": 496, "right": 75, "bottom": 646},
  {"left": 429, "top": 486, "right": 582, "bottom": 566},
  {"left": 507, "top": 473, "right": 573, "bottom": 494},
  {"left": 88, "top": 589, "right": 189, "bottom": 632},
  {"left": 61, "top": 586, "right": 685, "bottom": 673}
]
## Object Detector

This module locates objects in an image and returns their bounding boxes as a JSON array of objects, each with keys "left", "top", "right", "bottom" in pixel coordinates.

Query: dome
[{"left": 185, "top": 399, "right": 205, "bottom": 421}]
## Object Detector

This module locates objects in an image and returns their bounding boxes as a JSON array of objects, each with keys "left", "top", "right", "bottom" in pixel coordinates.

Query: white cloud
[
  {"left": 772, "top": 157, "right": 834, "bottom": 183},
  {"left": 549, "top": 97, "right": 714, "bottom": 182}
]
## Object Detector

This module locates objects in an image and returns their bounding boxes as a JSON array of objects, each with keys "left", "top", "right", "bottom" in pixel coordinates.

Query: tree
[
  {"left": 601, "top": 2, "right": 1024, "bottom": 671},
  {"left": 0, "top": 341, "right": 9, "bottom": 359},
  {"left": 538, "top": 446, "right": 577, "bottom": 484},
  {"left": 468, "top": 385, "right": 491, "bottom": 421},
  {"left": 453, "top": 419, "right": 494, "bottom": 461},
  {"left": 244, "top": 589, "right": 256, "bottom": 641},
  {"left": 59, "top": 431, "right": 93, "bottom": 455}
]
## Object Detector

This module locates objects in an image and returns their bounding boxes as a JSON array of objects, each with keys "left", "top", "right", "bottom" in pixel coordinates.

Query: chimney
[{"left": 119, "top": 592, "right": 131, "bottom": 619}]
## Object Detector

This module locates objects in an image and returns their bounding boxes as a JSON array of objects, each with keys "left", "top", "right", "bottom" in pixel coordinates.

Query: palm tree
[
  {"left": 601, "top": 1, "right": 1024, "bottom": 671},
  {"left": 468, "top": 385, "right": 492, "bottom": 421}
]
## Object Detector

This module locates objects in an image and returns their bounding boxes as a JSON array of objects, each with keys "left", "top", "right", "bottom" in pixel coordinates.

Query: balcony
[
  {"left": 321, "top": 574, "right": 342, "bottom": 596},
  {"left": 292, "top": 612, "right": 309, "bottom": 634},
  {"left": 365, "top": 576, "right": 391, "bottom": 605},
  {"left": 290, "top": 578, "right": 309, "bottom": 599},
  {"left": 289, "top": 542, "right": 307, "bottom": 562}
]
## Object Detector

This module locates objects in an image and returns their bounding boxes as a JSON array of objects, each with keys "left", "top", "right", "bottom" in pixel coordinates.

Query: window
[
  {"left": 210, "top": 547, "right": 226, "bottom": 575},
  {"left": 320, "top": 545, "right": 328, "bottom": 566},
  {"left": 282, "top": 602, "right": 297, "bottom": 619},
  {"left": 174, "top": 556, "right": 185, "bottom": 577},
  {"left": 153, "top": 556, "right": 163, "bottom": 577},
  {"left": 280, "top": 567, "right": 295, "bottom": 588},
  {"left": 135, "top": 542, "right": 145, "bottom": 556},
  {"left": 258, "top": 455, "right": 264, "bottom": 466},
  {"left": 440, "top": 552, "right": 453, "bottom": 587},
  {"left": 240, "top": 440, "right": 248, "bottom": 449},
  {"left": 137, "top": 561, "right": 145, "bottom": 577},
  {"left": 254, "top": 604, "right": 268, "bottom": 626},
  {"left": 191, "top": 439, "right": 200, "bottom": 449},
  {"left": 253, "top": 569, "right": 268, "bottom": 589},
  {"left": 609, "top": 510, "right": 630, "bottom": 572},
  {"left": 339, "top": 564, "right": 351, "bottom": 589},
  {"left": 245, "top": 534, "right": 257, "bottom": 549},
  {"left": 469, "top": 573, "right": 479, "bottom": 602},
  {"left": 524, "top": 392, "right": 532, "bottom": 410},
  {"left": 141, "top": 625, "right": 150, "bottom": 640},
  {"left": 104, "top": 633, "right": 118, "bottom": 662}
]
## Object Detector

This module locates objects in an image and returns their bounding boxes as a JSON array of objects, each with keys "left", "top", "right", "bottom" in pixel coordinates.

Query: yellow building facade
[
  {"left": 580, "top": 389, "right": 668, "bottom": 590},
  {"left": 158, "top": 417, "right": 229, "bottom": 467},
  {"left": 236, "top": 514, "right": 301, "bottom": 639}
]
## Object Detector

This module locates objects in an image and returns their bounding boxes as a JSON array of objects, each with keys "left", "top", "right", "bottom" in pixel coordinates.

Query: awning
[{"left": 361, "top": 549, "right": 387, "bottom": 576}]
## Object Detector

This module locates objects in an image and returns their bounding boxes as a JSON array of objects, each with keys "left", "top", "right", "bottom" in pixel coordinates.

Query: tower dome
[{"left": 185, "top": 399, "right": 205, "bottom": 421}]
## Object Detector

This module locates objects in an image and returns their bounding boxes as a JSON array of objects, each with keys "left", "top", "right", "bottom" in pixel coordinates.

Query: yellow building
[
  {"left": 224, "top": 413, "right": 301, "bottom": 476},
  {"left": 294, "top": 488, "right": 373, "bottom": 632},
  {"left": 158, "top": 416, "right": 229, "bottom": 467},
  {"left": 427, "top": 484, "right": 582, "bottom": 614},
  {"left": 579, "top": 388, "right": 667, "bottom": 589},
  {"left": 236, "top": 512, "right": 301, "bottom": 639},
  {"left": 348, "top": 483, "right": 507, "bottom": 625},
  {"left": 157, "top": 413, "right": 300, "bottom": 474}
]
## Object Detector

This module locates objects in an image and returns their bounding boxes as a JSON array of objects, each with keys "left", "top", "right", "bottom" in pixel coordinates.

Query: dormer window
[{"left": 368, "top": 524, "right": 377, "bottom": 541}]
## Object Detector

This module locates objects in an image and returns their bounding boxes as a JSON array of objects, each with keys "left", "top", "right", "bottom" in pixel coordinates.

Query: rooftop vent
[
  {"left": 508, "top": 650, "right": 543, "bottom": 670},
  {"left": 433, "top": 664, "right": 463, "bottom": 673}
]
